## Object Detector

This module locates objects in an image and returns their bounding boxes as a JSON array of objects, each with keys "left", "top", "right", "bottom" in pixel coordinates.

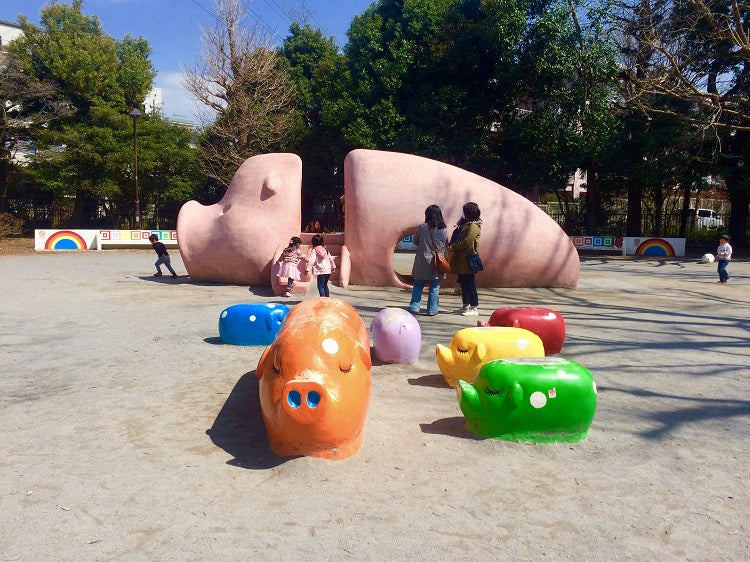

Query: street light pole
[{"left": 129, "top": 107, "right": 142, "bottom": 229}]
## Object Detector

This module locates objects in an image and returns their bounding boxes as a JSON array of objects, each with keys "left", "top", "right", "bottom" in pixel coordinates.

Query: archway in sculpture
[{"left": 340, "top": 149, "right": 579, "bottom": 289}]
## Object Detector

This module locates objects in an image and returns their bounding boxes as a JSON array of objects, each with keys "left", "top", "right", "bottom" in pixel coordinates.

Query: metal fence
[{"left": 545, "top": 210, "right": 732, "bottom": 239}]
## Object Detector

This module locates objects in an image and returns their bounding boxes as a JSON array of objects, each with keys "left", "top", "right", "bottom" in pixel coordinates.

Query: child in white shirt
[{"left": 716, "top": 234, "right": 732, "bottom": 284}]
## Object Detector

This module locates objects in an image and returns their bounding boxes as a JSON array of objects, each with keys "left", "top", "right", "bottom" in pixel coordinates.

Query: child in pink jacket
[{"left": 306, "top": 234, "right": 336, "bottom": 297}]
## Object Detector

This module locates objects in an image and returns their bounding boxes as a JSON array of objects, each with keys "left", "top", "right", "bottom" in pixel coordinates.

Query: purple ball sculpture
[{"left": 370, "top": 308, "right": 421, "bottom": 364}]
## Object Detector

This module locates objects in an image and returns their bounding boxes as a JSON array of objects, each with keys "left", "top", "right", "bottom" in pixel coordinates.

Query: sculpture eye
[
  {"left": 457, "top": 347, "right": 469, "bottom": 354},
  {"left": 339, "top": 363, "right": 352, "bottom": 373},
  {"left": 484, "top": 387, "right": 501, "bottom": 396}
]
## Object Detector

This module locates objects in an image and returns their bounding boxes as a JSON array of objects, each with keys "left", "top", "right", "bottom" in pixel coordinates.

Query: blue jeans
[
  {"left": 717, "top": 259, "right": 730, "bottom": 282},
  {"left": 409, "top": 278, "right": 441, "bottom": 315},
  {"left": 457, "top": 274, "right": 478, "bottom": 307},
  {"left": 317, "top": 274, "right": 331, "bottom": 297},
  {"left": 155, "top": 256, "right": 176, "bottom": 275}
]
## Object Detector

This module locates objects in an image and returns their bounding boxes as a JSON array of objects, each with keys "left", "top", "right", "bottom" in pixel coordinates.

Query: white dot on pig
[
  {"left": 518, "top": 339, "right": 530, "bottom": 350},
  {"left": 249, "top": 315, "right": 257, "bottom": 322},
  {"left": 221, "top": 311, "right": 228, "bottom": 318},
  {"left": 530, "top": 391, "right": 547, "bottom": 408},
  {"left": 322, "top": 338, "right": 339, "bottom": 354}
]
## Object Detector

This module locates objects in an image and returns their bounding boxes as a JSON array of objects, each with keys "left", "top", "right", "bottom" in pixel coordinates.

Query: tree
[
  {"left": 8, "top": 0, "right": 159, "bottom": 226},
  {"left": 183, "top": 0, "right": 299, "bottom": 186},
  {"left": 12, "top": 0, "right": 153, "bottom": 114},
  {"left": 621, "top": 0, "right": 750, "bottom": 245},
  {"left": 28, "top": 107, "right": 199, "bottom": 228},
  {"left": 281, "top": 22, "right": 345, "bottom": 225},
  {"left": 0, "top": 50, "right": 71, "bottom": 213}
]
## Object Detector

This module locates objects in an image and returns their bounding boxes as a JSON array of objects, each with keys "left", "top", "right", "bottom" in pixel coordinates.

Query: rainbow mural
[
  {"left": 43, "top": 230, "right": 89, "bottom": 250},
  {"left": 634, "top": 238, "right": 676, "bottom": 257}
]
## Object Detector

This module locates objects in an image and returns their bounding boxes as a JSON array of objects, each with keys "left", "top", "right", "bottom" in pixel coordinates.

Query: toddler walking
[
  {"left": 306, "top": 234, "right": 336, "bottom": 297},
  {"left": 716, "top": 234, "right": 732, "bottom": 284},
  {"left": 276, "top": 236, "right": 305, "bottom": 296}
]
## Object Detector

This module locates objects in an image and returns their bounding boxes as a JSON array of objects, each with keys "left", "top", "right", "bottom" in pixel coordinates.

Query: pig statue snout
[{"left": 281, "top": 380, "right": 328, "bottom": 423}]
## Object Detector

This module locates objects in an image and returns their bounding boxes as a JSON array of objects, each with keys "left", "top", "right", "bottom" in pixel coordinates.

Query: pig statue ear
[
  {"left": 474, "top": 342, "right": 487, "bottom": 362},
  {"left": 357, "top": 342, "right": 372, "bottom": 371},
  {"left": 508, "top": 382, "right": 523, "bottom": 409},
  {"left": 257, "top": 346, "right": 272, "bottom": 379},
  {"left": 267, "top": 308, "right": 285, "bottom": 331}
]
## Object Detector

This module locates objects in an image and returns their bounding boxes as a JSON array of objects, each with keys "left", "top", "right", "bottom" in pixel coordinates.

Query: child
[
  {"left": 276, "top": 236, "right": 305, "bottom": 297},
  {"left": 149, "top": 234, "right": 177, "bottom": 278},
  {"left": 716, "top": 234, "right": 732, "bottom": 284},
  {"left": 307, "top": 233, "right": 336, "bottom": 297}
]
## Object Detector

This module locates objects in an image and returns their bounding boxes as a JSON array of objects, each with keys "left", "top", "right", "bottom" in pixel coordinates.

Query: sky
[{"left": 2, "top": 0, "right": 374, "bottom": 120}]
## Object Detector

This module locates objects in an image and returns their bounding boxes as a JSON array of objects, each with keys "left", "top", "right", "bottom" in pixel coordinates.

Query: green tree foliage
[
  {"left": 29, "top": 107, "right": 198, "bottom": 227},
  {"left": 499, "top": 0, "right": 621, "bottom": 232},
  {"left": 621, "top": 0, "right": 750, "bottom": 244},
  {"left": 0, "top": 49, "right": 71, "bottom": 212},
  {"left": 6, "top": 0, "right": 197, "bottom": 228},
  {"left": 12, "top": 0, "right": 153, "bottom": 113},
  {"left": 280, "top": 22, "right": 345, "bottom": 224}
]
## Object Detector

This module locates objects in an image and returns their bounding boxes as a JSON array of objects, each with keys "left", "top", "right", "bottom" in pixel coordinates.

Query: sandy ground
[{"left": 1, "top": 249, "right": 748, "bottom": 561}]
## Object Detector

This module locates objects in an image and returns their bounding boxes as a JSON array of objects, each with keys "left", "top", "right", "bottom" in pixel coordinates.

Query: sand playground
[{"left": 1, "top": 250, "right": 748, "bottom": 560}]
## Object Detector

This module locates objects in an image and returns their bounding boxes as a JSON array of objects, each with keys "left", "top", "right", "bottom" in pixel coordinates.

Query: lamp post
[{"left": 129, "top": 107, "right": 141, "bottom": 229}]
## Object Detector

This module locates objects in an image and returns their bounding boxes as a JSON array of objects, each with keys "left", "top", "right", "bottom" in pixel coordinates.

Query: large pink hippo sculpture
[
  {"left": 340, "top": 149, "right": 579, "bottom": 289},
  {"left": 176, "top": 153, "right": 302, "bottom": 285}
]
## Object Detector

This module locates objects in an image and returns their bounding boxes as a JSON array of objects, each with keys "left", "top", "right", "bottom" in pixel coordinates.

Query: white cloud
[{"left": 155, "top": 71, "right": 200, "bottom": 121}]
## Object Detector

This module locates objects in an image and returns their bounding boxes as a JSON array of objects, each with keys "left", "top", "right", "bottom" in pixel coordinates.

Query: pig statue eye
[
  {"left": 457, "top": 347, "right": 469, "bottom": 354},
  {"left": 339, "top": 362, "right": 352, "bottom": 374},
  {"left": 484, "top": 386, "right": 501, "bottom": 397}
]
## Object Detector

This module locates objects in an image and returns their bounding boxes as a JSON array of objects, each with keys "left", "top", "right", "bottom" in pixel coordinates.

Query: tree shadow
[
  {"left": 206, "top": 371, "right": 289, "bottom": 469},
  {"left": 600, "top": 385, "right": 750, "bottom": 439}
]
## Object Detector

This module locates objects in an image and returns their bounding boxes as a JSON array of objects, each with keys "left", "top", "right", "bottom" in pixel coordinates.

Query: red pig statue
[
  {"left": 256, "top": 298, "right": 372, "bottom": 459},
  {"left": 478, "top": 307, "right": 566, "bottom": 355}
]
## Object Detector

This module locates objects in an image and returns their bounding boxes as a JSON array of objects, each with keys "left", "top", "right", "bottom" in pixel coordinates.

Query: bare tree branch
[{"left": 182, "top": 0, "right": 299, "bottom": 185}]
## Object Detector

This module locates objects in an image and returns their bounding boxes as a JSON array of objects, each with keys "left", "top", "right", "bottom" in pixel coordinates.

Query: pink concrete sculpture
[
  {"left": 176, "top": 153, "right": 302, "bottom": 285},
  {"left": 340, "top": 149, "right": 579, "bottom": 289},
  {"left": 176, "top": 149, "right": 578, "bottom": 290}
]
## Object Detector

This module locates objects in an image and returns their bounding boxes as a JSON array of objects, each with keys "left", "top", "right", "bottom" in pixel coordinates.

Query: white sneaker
[
  {"left": 461, "top": 306, "right": 478, "bottom": 316},
  {"left": 454, "top": 305, "right": 469, "bottom": 314},
  {"left": 284, "top": 291, "right": 292, "bottom": 297}
]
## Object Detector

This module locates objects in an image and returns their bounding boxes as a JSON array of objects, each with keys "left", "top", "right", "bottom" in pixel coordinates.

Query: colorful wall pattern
[
  {"left": 35, "top": 229, "right": 178, "bottom": 251},
  {"left": 571, "top": 236, "right": 622, "bottom": 251},
  {"left": 572, "top": 236, "right": 685, "bottom": 257}
]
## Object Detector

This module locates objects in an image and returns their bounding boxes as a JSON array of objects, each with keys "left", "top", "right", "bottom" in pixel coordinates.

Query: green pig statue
[{"left": 457, "top": 357, "right": 597, "bottom": 443}]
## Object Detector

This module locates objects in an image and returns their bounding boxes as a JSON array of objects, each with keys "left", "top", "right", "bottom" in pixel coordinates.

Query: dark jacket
[{"left": 449, "top": 220, "right": 481, "bottom": 275}]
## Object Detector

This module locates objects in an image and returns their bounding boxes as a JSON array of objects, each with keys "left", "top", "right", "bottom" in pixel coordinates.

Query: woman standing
[
  {"left": 409, "top": 205, "right": 448, "bottom": 316},
  {"left": 448, "top": 202, "right": 482, "bottom": 316}
]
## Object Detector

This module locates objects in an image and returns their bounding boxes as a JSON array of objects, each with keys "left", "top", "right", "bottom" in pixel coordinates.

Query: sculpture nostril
[
  {"left": 307, "top": 391, "right": 321, "bottom": 408},
  {"left": 287, "top": 390, "right": 302, "bottom": 409}
]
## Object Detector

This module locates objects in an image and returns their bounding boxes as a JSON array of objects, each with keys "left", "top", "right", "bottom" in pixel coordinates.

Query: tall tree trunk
[
  {"left": 679, "top": 184, "right": 691, "bottom": 237},
  {"left": 585, "top": 165, "right": 602, "bottom": 234},
  {"left": 626, "top": 184, "right": 642, "bottom": 236},
  {"left": 725, "top": 175, "right": 749, "bottom": 248}
]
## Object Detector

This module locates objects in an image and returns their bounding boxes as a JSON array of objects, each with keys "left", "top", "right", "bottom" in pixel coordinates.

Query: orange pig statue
[{"left": 256, "top": 298, "right": 372, "bottom": 459}]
